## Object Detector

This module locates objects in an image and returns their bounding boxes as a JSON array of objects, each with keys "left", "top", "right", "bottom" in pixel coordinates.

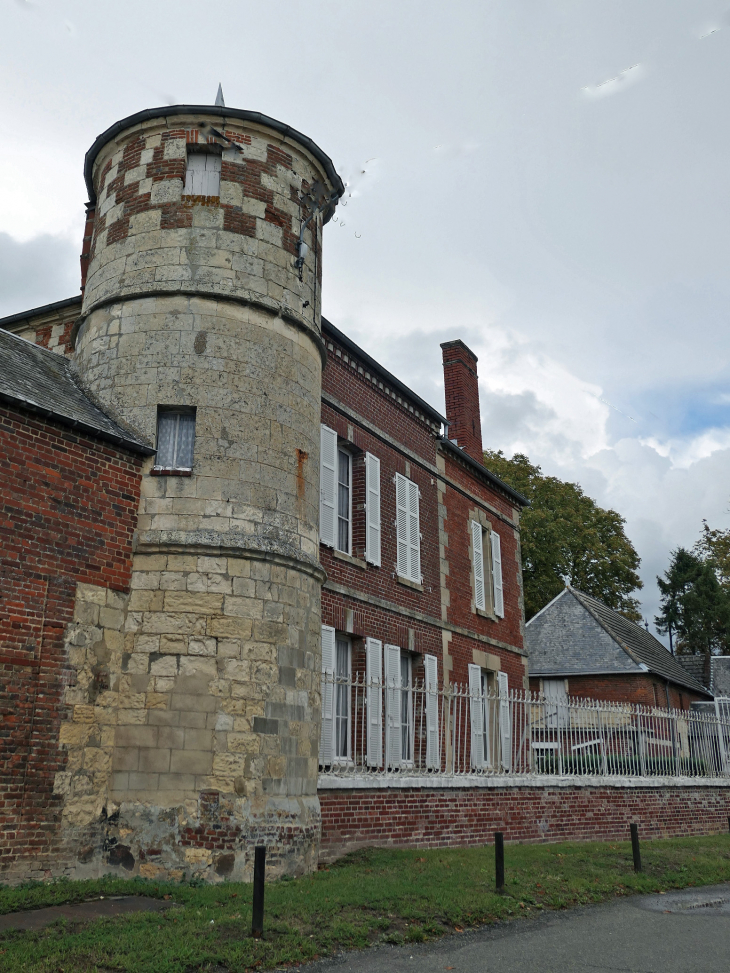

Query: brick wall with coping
[
  {"left": 529, "top": 674, "right": 707, "bottom": 710},
  {"left": 318, "top": 780, "right": 730, "bottom": 859}
]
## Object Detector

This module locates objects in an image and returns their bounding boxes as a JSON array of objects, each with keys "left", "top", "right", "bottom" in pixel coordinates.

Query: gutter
[
  {"left": 439, "top": 437, "right": 530, "bottom": 508},
  {"left": 0, "top": 296, "right": 82, "bottom": 331}
]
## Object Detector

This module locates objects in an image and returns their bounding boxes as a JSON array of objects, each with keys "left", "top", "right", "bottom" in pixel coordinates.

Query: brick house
[{"left": 526, "top": 587, "right": 711, "bottom": 710}]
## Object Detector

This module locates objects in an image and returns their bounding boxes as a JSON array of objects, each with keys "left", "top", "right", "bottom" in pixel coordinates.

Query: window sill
[
  {"left": 476, "top": 607, "right": 497, "bottom": 621},
  {"left": 397, "top": 575, "right": 423, "bottom": 592},
  {"left": 332, "top": 549, "right": 367, "bottom": 570},
  {"left": 150, "top": 468, "right": 193, "bottom": 477}
]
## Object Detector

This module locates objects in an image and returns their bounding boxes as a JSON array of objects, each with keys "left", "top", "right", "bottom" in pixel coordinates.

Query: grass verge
[{"left": 1, "top": 835, "right": 730, "bottom": 972}]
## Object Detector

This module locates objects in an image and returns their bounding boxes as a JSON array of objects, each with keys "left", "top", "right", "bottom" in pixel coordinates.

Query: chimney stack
[{"left": 441, "top": 339, "right": 483, "bottom": 462}]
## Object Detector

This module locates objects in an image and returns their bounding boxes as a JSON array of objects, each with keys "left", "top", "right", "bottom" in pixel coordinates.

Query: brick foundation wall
[
  {"left": 318, "top": 782, "right": 730, "bottom": 858},
  {"left": 0, "top": 404, "right": 143, "bottom": 877}
]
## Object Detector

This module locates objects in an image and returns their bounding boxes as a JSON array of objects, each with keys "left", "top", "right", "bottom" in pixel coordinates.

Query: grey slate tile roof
[
  {"left": 0, "top": 328, "right": 153, "bottom": 454},
  {"left": 526, "top": 587, "right": 711, "bottom": 697}
]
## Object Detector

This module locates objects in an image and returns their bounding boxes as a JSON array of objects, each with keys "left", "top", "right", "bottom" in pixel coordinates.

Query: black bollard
[
  {"left": 495, "top": 832, "right": 505, "bottom": 891},
  {"left": 630, "top": 823, "right": 642, "bottom": 873},
  {"left": 252, "top": 845, "right": 266, "bottom": 938},
  {"left": 727, "top": 815, "right": 730, "bottom": 834}
]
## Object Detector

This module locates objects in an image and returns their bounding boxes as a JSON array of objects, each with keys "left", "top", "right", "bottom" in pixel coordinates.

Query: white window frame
[
  {"left": 333, "top": 635, "right": 352, "bottom": 763},
  {"left": 336, "top": 447, "right": 352, "bottom": 555},
  {"left": 182, "top": 148, "right": 222, "bottom": 197},
  {"left": 385, "top": 644, "right": 414, "bottom": 768},
  {"left": 469, "top": 664, "right": 491, "bottom": 770},
  {"left": 154, "top": 409, "right": 196, "bottom": 472},
  {"left": 395, "top": 473, "right": 421, "bottom": 583}
]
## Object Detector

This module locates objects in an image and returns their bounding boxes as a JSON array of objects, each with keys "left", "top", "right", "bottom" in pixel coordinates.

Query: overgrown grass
[{"left": 2, "top": 835, "right": 730, "bottom": 972}]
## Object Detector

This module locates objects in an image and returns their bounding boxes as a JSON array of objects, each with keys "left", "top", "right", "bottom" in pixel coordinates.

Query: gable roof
[
  {"left": 527, "top": 587, "right": 711, "bottom": 697},
  {"left": 0, "top": 328, "right": 153, "bottom": 455}
]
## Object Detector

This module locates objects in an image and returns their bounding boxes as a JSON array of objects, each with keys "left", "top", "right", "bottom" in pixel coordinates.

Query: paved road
[{"left": 306, "top": 885, "right": 730, "bottom": 973}]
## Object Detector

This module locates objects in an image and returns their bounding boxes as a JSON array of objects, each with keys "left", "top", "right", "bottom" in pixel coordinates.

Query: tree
[
  {"left": 484, "top": 450, "right": 643, "bottom": 621},
  {"left": 655, "top": 546, "right": 730, "bottom": 656},
  {"left": 695, "top": 520, "right": 730, "bottom": 592}
]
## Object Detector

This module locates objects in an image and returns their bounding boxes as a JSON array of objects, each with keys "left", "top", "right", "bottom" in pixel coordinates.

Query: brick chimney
[{"left": 441, "top": 339, "right": 483, "bottom": 462}]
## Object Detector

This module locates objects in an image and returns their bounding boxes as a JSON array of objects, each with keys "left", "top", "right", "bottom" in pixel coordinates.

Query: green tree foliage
[
  {"left": 483, "top": 450, "right": 643, "bottom": 621},
  {"left": 695, "top": 519, "right": 730, "bottom": 592},
  {"left": 655, "top": 546, "right": 730, "bottom": 656}
]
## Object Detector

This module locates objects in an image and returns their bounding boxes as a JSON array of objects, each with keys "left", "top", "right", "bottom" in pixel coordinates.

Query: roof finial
[{"left": 215, "top": 83, "right": 225, "bottom": 108}]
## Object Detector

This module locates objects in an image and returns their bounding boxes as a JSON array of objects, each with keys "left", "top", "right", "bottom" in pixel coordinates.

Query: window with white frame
[
  {"left": 183, "top": 149, "right": 221, "bottom": 197},
  {"left": 385, "top": 643, "right": 414, "bottom": 767},
  {"left": 468, "top": 666, "right": 510, "bottom": 770},
  {"left": 155, "top": 409, "right": 196, "bottom": 471},
  {"left": 470, "top": 519, "right": 504, "bottom": 617},
  {"left": 395, "top": 473, "right": 421, "bottom": 583},
  {"left": 337, "top": 449, "right": 352, "bottom": 554},
  {"left": 320, "top": 625, "right": 352, "bottom": 766},
  {"left": 334, "top": 635, "right": 351, "bottom": 760}
]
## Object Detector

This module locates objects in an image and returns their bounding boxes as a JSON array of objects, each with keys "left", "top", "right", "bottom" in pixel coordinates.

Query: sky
[{"left": 2, "top": 0, "right": 730, "bottom": 636}]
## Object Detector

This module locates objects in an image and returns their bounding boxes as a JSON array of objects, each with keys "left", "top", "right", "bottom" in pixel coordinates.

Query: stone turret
[{"left": 69, "top": 104, "right": 342, "bottom": 880}]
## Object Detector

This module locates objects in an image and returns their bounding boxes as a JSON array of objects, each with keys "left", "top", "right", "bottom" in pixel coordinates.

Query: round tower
[{"left": 72, "top": 104, "right": 342, "bottom": 880}]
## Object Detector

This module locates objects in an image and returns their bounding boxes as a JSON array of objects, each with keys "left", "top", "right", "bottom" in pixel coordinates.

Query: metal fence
[{"left": 318, "top": 672, "right": 730, "bottom": 780}]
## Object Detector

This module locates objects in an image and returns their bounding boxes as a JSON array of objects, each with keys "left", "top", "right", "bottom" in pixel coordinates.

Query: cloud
[
  {"left": 0, "top": 233, "right": 79, "bottom": 318},
  {"left": 581, "top": 63, "right": 646, "bottom": 99}
]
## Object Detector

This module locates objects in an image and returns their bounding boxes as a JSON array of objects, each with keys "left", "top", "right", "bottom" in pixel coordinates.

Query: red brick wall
[
  {"left": 529, "top": 674, "right": 707, "bottom": 710},
  {"left": 0, "top": 405, "right": 143, "bottom": 875},
  {"left": 319, "top": 784, "right": 730, "bottom": 857}
]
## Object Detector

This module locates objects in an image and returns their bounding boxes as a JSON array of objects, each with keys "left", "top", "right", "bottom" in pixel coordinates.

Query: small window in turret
[
  {"left": 183, "top": 146, "right": 221, "bottom": 198},
  {"left": 153, "top": 407, "right": 196, "bottom": 474}
]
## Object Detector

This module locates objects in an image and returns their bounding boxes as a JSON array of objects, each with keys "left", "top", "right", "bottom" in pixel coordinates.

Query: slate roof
[
  {"left": 526, "top": 587, "right": 711, "bottom": 697},
  {"left": 0, "top": 328, "right": 153, "bottom": 454}
]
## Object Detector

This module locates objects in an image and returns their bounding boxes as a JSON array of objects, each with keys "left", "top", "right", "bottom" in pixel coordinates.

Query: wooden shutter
[
  {"left": 366, "top": 637, "right": 383, "bottom": 767},
  {"left": 497, "top": 671, "right": 511, "bottom": 771},
  {"left": 468, "top": 664, "right": 484, "bottom": 769},
  {"left": 365, "top": 453, "right": 381, "bottom": 566},
  {"left": 319, "top": 425, "right": 337, "bottom": 548},
  {"left": 491, "top": 530, "right": 504, "bottom": 617},
  {"left": 471, "top": 520, "right": 485, "bottom": 611},
  {"left": 319, "top": 625, "right": 336, "bottom": 767},
  {"left": 384, "top": 644, "right": 402, "bottom": 768},
  {"left": 424, "top": 654, "right": 440, "bottom": 770},
  {"left": 407, "top": 479, "right": 421, "bottom": 582},
  {"left": 395, "top": 474, "right": 409, "bottom": 578}
]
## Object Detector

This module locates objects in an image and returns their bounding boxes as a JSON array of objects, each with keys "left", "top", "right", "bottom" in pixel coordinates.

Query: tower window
[
  {"left": 155, "top": 408, "right": 196, "bottom": 472},
  {"left": 183, "top": 150, "right": 221, "bottom": 197}
]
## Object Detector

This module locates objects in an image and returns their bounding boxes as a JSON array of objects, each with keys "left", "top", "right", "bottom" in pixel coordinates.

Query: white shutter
[
  {"left": 384, "top": 644, "right": 402, "bottom": 768},
  {"left": 498, "top": 671, "right": 511, "bottom": 771},
  {"left": 319, "top": 425, "right": 337, "bottom": 548},
  {"left": 395, "top": 474, "right": 409, "bottom": 578},
  {"left": 366, "top": 637, "right": 383, "bottom": 767},
  {"left": 424, "top": 654, "right": 440, "bottom": 770},
  {"left": 183, "top": 153, "right": 221, "bottom": 196},
  {"left": 202, "top": 154, "right": 221, "bottom": 195},
  {"left": 319, "top": 625, "right": 336, "bottom": 766},
  {"left": 407, "top": 479, "right": 421, "bottom": 583},
  {"left": 365, "top": 453, "right": 381, "bottom": 566},
  {"left": 468, "top": 664, "right": 484, "bottom": 769},
  {"left": 491, "top": 530, "right": 504, "bottom": 617},
  {"left": 471, "top": 520, "right": 485, "bottom": 611}
]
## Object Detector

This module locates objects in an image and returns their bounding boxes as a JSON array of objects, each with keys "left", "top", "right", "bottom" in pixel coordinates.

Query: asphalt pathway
[
  {"left": 305, "top": 885, "right": 730, "bottom": 973},
  {"left": 0, "top": 895, "right": 171, "bottom": 932}
]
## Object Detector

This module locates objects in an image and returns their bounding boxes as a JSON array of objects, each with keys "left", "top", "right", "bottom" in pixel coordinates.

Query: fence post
[
  {"left": 630, "top": 823, "right": 642, "bottom": 873},
  {"left": 494, "top": 831, "right": 505, "bottom": 891},
  {"left": 252, "top": 845, "right": 266, "bottom": 938}
]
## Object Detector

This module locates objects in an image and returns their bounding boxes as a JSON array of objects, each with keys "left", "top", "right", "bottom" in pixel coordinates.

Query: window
[
  {"left": 183, "top": 150, "right": 221, "bottom": 197},
  {"left": 470, "top": 519, "right": 504, "bottom": 617},
  {"left": 334, "top": 636, "right": 351, "bottom": 760},
  {"left": 543, "top": 678, "right": 569, "bottom": 729},
  {"left": 395, "top": 473, "right": 421, "bottom": 583},
  {"left": 155, "top": 409, "right": 195, "bottom": 471},
  {"left": 385, "top": 643, "right": 414, "bottom": 767},
  {"left": 337, "top": 449, "right": 351, "bottom": 554},
  {"left": 469, "top": 666, "right": 511, "bottom": 770}
]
